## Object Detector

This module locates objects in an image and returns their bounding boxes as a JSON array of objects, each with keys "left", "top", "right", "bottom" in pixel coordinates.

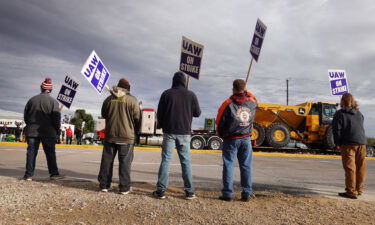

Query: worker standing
[
  {"left": 216, "top": 79, "right": 258, "bottom": 202},
  {"left": 153, "top": 72, "right": 201, "bottom": 200},
  {"left": 23, "top": 77, "right": 64, "bottom": 181},
  {"left": 332, "top": 93, "right": 367, "bottom": 199},
  {"left": 98, "top": 78, "right": 140, "bottom": 194}
]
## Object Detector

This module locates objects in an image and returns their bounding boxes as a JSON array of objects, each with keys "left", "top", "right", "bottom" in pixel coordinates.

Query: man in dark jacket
[
  {"left": 153, "top": 72, "right": 201, "bottom": 200},
  {"left": 332, "top": 93, "right": 367, "bottom": 199},
  {"left": 98, "top": 78, "right": 140, "bottom": 194},
  {"left": 23, "top": 77, "right": 63, "bottom": 181},
  {"left": 216, "top": 79, "right": 258, "bottom": 202}
]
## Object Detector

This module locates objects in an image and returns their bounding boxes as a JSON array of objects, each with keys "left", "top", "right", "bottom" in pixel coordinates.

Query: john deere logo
[{"left": 298, "top": 107, "right": 306, "bottom": 115}]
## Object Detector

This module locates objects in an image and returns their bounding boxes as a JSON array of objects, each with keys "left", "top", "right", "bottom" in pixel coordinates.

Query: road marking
[{"left": 1, "top": 142, "right": 374, "bottom": 160}]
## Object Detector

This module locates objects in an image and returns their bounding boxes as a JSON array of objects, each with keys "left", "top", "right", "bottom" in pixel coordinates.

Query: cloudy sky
[{"left": 0, "top": 0, "right": 374, "bottom": 136}]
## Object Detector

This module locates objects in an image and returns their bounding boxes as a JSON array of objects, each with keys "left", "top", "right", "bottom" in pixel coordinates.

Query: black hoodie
[
  {"left": 332, "top": 108, "right": 367, "bottom": 146},
  {"left": 157, "top": 72, "right": 201, "bottom": 134}
]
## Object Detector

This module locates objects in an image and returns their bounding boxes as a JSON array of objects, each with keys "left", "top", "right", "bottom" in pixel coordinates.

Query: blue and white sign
[
  {"left": 57, "top": 75, "right": 80, "bottom": 109},
  {"left": 180, "top": 36, "right": 204, "bottom": 80},
  {"left": 328, "top": 69, "right": 349, "bottom": 96},
  {"left": 250, "top": 18, "right": 267, "bottom": 62},
  {"left": 80, "top": 50, "right": 111, "bottom": 94}
]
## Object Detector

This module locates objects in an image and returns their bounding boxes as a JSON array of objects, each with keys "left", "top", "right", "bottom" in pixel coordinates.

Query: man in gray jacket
[
  {"left": 98, "top": 78, "right": 140, "bottom": 194},
  {"left": 23, "top": 77, "right": 63, "bottom": 181}
]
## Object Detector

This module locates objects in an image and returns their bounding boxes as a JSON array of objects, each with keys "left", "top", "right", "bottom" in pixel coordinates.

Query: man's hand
[{"left": 335, "top": 145, "right": 341, "bottom": 150}]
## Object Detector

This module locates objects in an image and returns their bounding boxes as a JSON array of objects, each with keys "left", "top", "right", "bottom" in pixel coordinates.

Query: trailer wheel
[
  {"left": 323, "top": 125, "right": 335, "bottom": 150},
  {"left": 190, "top": 135, "right": 205, "bottom": 150},
  {"left": 207, "top": 136, "right": 223, "bottom": 150},
  {"left": 251, "top": 122, "right": 265, "bottom": 146},
  {"left": 265, "top": 123, "right": 290, "bottom": 148},
  {"left": 366, "top": 146, "right": 375, "bottom": 157}
]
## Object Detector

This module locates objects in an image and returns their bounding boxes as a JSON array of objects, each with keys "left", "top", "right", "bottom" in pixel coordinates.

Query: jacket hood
[
  {"left": 230, "top": 92, "right": 248, "bottom": 105},
  {"left": 172, "top": 72, "right": 186, "bottom": 88},
  {"left": 342, "top": 107, "right": 357, "bottom": 115},
  {"left": 111, "top": 86, "right": 129, "bottom": 98}
]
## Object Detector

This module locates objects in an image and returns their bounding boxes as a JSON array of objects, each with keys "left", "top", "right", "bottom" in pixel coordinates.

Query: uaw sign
[
  {"left": 180, "top": 36, "right": 204, "bottom": 80},
  {"left": 328, "top": 69, "right": 349, "bottom": 96},
  {"left": 57, "top": 75, "right": 80, "bottom": 108},
  {"left": 81, "top": 50, "right": 111, "bottom": 94},
  {"left": 250, "top": 18, "right": 267, "bottom": 62}
]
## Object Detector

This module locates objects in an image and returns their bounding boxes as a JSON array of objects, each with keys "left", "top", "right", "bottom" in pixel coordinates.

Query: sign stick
[
  {"left": 186, "top": 76, "right": 190, "bottom": 89},
  {"left": 105, "top": 84, "right": 111, "bottom": 92},
  {"left": 245, "top": 57, "right": 254, "bottom": 84},
  {"left": 59, "top": 104, "right": 64, "bottom": 111}
]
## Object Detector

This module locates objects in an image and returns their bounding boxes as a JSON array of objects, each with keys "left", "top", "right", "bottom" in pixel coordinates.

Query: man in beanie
[
  {"left": 23, "top": 77, "right": 64, "bottom": 181},
  {"left": 98, "top": 78, "right": 140, "bottom": 194},
  {"left": 153, "top": 72, "right": 201, "bottom": 200},
  {"left": 216, "top": 79, "right": 258, "bottom": 202}
]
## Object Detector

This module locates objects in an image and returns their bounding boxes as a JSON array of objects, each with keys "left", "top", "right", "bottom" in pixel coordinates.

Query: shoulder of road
[{"left": 1, "top": 142, "right": 374, "bottom": 160}]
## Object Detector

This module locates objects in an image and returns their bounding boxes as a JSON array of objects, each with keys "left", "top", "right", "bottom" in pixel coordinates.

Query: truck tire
[
  {"left": 191, "top": 135, "right": 205, "bottom": 150},
  {"left": 265, "top": 123, "right": 290, "bottom": 148},
  {"left": 207, "top": 136, "right": 223, "bottom": 150},
  {"left": 251, "top": 122, "right": 265, "bottom": 146},
  {"left": 323, "top": 125, "right": 335, "bottom": 150},
  {"left": 366, "top": 146, "right": 375, "bottom": 157}
]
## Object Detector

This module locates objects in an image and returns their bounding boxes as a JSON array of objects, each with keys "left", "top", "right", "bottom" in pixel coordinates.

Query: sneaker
[
  {"left": 185, "top": 191, "right": 196, "bottom": 200},
  {"left": 50, "top": 174, "right": 65, "bottom": 180},
  {"left": 241, "top": 193, "right": 256, "bottom": 202},
  {"left": 22, "top": 175, "right": 32, "bottom": 181},
  {"left": 218, "top": 196, "right": 232, "bottom": 202},
  {"left": 338, "top": 192, "right": 357, "bottom": 199},
  {"left": 119, "top": 190, "right": 131, "bottom": 195},
  {"left": 152, "top": 190, "right": 166, "bottom": 199},
  {"left": 101, "top": 188, "right": 109, "bottom": 192}
]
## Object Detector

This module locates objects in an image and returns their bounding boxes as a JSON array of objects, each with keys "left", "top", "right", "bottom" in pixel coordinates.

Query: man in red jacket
[
  {"left": 216, "top": 79, "right": 258, "bottom": 202},
  {"left": 65, "top": 126, "right": 73, "bottom": 145}
]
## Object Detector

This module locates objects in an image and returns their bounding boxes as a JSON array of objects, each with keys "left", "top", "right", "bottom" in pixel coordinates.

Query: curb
[{"left": 1, "top": 142, "right": 374, "bottom": 160}]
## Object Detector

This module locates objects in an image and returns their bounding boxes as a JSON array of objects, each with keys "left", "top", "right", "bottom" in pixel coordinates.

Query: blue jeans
[
  {"left": 156, "top": 134, "right": 194, "bottom": 193},
  {"left": 25, "top": 137, "right": 59, "bottom": 177},
  {"left": 222, "top": 137, "right": 253, "bottom": 198}
]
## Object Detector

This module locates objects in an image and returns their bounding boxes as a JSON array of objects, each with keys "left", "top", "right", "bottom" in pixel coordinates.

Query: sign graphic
[
  {"left": 180, "top": 36, "right": 204, "bottom": 80},
  {"left": 80, "top": 50, "right": 111, "bottom": 94},
  {"left": 57, "top": 75, "right": 80, "bottom": 108},
  {"left": 328, "top": 69, "right": 349, "bottom": 96},
  {"left": 250, "top": 18, "right": 267, "bottom": 62}
]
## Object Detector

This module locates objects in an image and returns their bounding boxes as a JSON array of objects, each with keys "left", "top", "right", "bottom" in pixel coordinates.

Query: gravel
[{"left": 0, "top": 176, "right": 374, "bottom": 225}]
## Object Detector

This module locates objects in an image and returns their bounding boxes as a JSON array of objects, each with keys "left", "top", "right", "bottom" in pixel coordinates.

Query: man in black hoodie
[
  {"left": 332, "top": 93, "right": 367, "bottom": 199},
  {"left": 153, "top": 72, "right": 201, "bottom": 200},
  {"left": 216, "top": 79, "right": 258, "bottom": 202}
]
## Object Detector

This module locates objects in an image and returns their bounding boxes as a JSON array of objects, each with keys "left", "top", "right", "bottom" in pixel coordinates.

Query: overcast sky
[{"left": 0, "top": 0, "right": 374, "bottom": 136}]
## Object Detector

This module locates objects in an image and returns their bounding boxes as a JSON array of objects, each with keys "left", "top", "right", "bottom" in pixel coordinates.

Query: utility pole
[{"left": 286, "top": 79, "right": 289, "bottom": 105}]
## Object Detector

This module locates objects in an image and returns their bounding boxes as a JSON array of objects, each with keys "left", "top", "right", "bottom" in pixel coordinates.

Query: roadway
[{"left": 0, "top": 143, "right": 374, "bottom": 201}]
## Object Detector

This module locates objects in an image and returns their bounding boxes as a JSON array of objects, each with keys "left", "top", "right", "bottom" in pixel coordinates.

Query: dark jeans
[
  {"left": 98, "top": 142, "right": 134, "bottom": 192},
  {"left": 76, "top": 136, "right": 82, "bottom": 145},
  {"left": 25, "top": 137, "right": 60, "bottom": 177},
  {"left": 66, "top": 136, "right": 72, "bottom": 144}
]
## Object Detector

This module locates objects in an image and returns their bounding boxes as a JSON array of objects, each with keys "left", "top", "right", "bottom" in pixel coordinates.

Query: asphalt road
[{"left": 1, "top": 143, "right": 374, "bottom": 201}]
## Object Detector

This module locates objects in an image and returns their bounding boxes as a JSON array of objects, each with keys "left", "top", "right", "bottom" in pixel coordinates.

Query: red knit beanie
[{"left": 41, "top": 77, "right": 53, "bottom": 90}]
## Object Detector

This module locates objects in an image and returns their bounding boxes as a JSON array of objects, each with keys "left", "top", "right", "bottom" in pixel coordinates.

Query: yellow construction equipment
[{"left": 251, "top": 101, "right": 338, "bottom": 149}]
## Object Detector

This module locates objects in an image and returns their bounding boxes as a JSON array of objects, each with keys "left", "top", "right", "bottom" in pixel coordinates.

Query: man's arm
[
  {"left": 191, "top": 92, "right": 201, "bottom": 118},
  {"left": 156, "top": 93, "right": 165, "bottom": 129},
  {"left": 51, "top": 100, "right": 61, "bottom": 134},
  {"left": 332, "top": 112, "right": 342, "bottom": 146}
]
